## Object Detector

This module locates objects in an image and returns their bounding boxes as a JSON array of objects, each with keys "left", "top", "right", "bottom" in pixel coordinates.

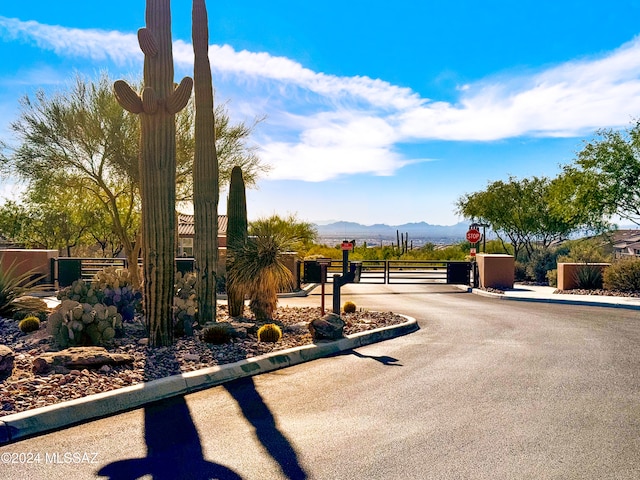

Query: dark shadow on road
[
  {"left": 335, "top": 349, "right": 403, "bottom": 366},
  {"left": 224, "top": 377, "right": 308, "bottom": 480},
  {"left": 97, "top": 344, "right": 242, "bottom": 480},
  {"left": 96, "top": 395, "right": 242, "bottom": 480}
]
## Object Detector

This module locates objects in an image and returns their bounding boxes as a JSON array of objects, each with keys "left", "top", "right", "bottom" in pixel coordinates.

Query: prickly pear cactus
[
  {"left": 192, "top": 0, "right": 219, "bottom": 325},
  {"left": 114, "top": 0, "right": 193, "bottom": 346},
  {"left": 47, "top": 300, "right": 122, "bottom": 347},
  {"left": 173, "top": 271, "right": 198, "bottom": 336}
]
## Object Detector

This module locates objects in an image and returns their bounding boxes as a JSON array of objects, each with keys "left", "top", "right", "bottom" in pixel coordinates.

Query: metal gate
[{"left": 304, "top": 260, "right": 472, "bottom": 285}]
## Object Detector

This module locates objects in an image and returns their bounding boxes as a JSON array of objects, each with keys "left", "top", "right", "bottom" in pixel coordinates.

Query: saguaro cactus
[
  {"left": 192, "top": 0, "right": 219, "bottom": 324},
  {"left": 226, "top": 166, "right": 248, "bottom": 317},
  {"left": 113, "top": 0, "right": 193, "bottom": 346}
]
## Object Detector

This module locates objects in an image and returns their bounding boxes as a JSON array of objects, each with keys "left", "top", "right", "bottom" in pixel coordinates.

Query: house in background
[
  {"left": 177, "top": 213, "right": 228, "bottom": 257},
  {"left": 611, "top": 229, "right": 640, "bottom": 258}
]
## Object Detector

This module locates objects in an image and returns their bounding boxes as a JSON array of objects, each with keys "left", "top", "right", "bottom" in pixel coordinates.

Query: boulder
[
  {"left": 0, "top": 345, "right": 14, "bottom": 377},
  {"left": 32, "top": 346, "right": 134, "bottom": 374},
  {"left": 309, "top": 313, "right": 345, "bottom": 341}
]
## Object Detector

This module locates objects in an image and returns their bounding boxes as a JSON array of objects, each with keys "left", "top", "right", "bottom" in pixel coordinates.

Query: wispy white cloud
[{"left": 2, "top": 16, "right": 640, "bottom": 180}]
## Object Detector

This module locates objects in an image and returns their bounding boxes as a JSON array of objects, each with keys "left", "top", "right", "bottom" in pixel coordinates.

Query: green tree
[
  {"left": 2, "top": 73, "right": 143, "bottom": 285},
  {"left": 249, "top": 214, "right": 318, "bottom": 252},
  {"left": 1, "top": 73, "right": 267, "bottom": 281},
  {"left": 555, "top": 120, "right": 640, "bottom": 226},
  {"left": 456, "top": 176, "right": 581, "bottom": 260}
]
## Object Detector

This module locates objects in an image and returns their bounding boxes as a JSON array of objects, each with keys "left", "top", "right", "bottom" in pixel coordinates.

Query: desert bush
[
  {"left": 525, "top": 249, "right": 557, "bottom": 284},
  {"left": 546, "top": 269, "right": 558, "bottom": 288},
  {"left": 0, "top": 262, "right": 46, "bottom": 318},
  {"left": 603, "top": 258, "right": 640, "bottom": 292},
  {"left": 11, "top": 296, "right": 49, "bottom": 322}
]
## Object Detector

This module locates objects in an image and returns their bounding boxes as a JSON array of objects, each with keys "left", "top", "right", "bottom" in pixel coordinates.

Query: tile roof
[{"left": 177, "top": 213, "right": 227, "bottom": 236}]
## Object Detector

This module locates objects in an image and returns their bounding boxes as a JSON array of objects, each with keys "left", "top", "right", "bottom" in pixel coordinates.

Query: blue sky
[{"left": 2, "top": 1, "right": 640, "bottom": 226}]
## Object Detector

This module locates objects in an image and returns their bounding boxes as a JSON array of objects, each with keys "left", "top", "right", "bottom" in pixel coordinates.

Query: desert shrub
[
  {"left": 574, "top": 264, "right": 603, "bottom": 289},
  {"left": 18, "top": 315, "right": 41, "bottom": 333},
  {"left": 525, "top": 249, "right": 557, "bottom": 284},
  {"left": 11, "top": 296, "right": 49, "bottom": 322},
  {"left": 546, "top": 269, "right": 558, "bottom": 288},
  {"left": 202, "top": 323, "right": 232, "bottom": 345},
  {"left": 343, "top": 301, "right": 357, "bottom": 313},
  {"left": 514, "top": 262, "right": 528, "bottom": 282},
  {"left": 257, "top": 323, "right": 282, "bottom": 343},
  {"left": 0, "top": 262, "right": 46, "bottom": 318},
  {"left": 603, "top": 258, "right": 640, "bottom": 292}
]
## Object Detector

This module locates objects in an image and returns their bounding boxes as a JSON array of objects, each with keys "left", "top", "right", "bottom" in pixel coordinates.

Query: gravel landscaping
[{"left": 0, "top": 305, "right": 406, "bottom": 416}]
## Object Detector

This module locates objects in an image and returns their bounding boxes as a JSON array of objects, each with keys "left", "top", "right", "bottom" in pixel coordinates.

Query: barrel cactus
[
  {"left": 257, "top": 323, "right": 283, "bottom": 343},
  {"left": 201, "top": 322, "right": 233, "bottom": 345},
  {"left": 343, "top": 301, "right": 357, "bottom": 314},
  {"left": 18, "top": 316, "right": 41, "bottom": 333}
]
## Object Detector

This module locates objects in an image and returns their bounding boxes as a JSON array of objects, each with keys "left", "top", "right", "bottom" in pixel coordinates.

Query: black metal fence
[
  {"left": 302, "top": 259, "right": 473, "bottom": 285},
  {"left": 54, "top": 257, "right": 197, "bottom": 287}
]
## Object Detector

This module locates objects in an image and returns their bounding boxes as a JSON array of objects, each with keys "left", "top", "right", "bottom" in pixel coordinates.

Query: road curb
[
  {"left": 470, "top": 288, "right": 640, "bottom": 310},
  {"left": 0, "top": 315, "right": 417, "bottom": 444}
]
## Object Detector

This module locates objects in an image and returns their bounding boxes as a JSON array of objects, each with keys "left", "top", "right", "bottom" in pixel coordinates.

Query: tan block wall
[
  {"left": 0, "top": 249, "right": 58, "bottom": 284},
  {"left": 476, "top": 254, "right": 514, "bottom": 289},
  {"left": 557, "top": 263, "right": 610, "bottom": 290}
]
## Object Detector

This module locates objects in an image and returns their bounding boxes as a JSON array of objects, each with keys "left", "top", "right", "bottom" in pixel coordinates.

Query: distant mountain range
[{"left": 313, "top": 221, "right": 471, "bottom": 242}]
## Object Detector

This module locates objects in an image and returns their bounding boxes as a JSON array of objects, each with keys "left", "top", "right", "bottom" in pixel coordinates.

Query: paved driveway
[{"left": 1, "top": 284, "right": 639, "bottom": 479}]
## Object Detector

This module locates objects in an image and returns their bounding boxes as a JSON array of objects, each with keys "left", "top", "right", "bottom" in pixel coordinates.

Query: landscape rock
[
  {"left": 32, "top": 346, "right": 134, "bottom": 374},
  {"left": 0, "top": 345, "right": 15, "bottom": 377},
  {"left": 308, "top": 313, "right": 345, "bottom": 341}
]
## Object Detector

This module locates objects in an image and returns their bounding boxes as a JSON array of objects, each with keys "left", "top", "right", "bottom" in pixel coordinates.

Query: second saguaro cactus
[
  {"left": 114, "top": 0, "right": 192, "bottom": 346},
  {"left": 226, "top": 166, "right": 248, "bottom": 317},
  {"left": 192, "top": 0, "right": 219, "bottom": 324}
]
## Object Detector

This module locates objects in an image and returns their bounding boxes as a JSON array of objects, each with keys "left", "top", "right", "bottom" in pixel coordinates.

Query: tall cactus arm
[
  {"left": 113, "top": 80, "right": 143, "bottom": 114},
  {"left": 138, "top": 27, "right": 159, "bottom": 57},
  {"left": 166, "top": 77, "right": 194, "bottom": 114}
]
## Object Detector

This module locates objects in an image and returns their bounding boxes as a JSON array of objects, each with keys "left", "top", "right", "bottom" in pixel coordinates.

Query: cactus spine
[
  {"left": 226, "top": 166, "right": 248, "bottom": 317},
  {"left": 192, "top": 0, "right": 219, "bottom": 324},
  {"left": 114, "top": 0, "right": 193, "bottom": 346}
]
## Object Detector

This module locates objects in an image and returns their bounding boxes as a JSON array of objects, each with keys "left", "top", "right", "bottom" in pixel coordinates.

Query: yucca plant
[
  {"left": 226, "top": 229, "right": 294, "bottom": 322},
  {"left": 0, "top": 261, "right": 47, "bottom": 318},
  {"left": 574, "top": 264, "right": 603, "bottom": 290}
]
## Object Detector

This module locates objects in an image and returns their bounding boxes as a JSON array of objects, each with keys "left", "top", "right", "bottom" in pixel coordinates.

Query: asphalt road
[{"left": 1, "top": 284, "right": 639, "bottom": 479}]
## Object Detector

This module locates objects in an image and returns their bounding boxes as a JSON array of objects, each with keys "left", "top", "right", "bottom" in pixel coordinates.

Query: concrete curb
[
  {"left": 0, "top": 315, "right": 417, "bottom": 444},
  {"left": 470, "top": 287, "right": 640, "bottom": 310}
]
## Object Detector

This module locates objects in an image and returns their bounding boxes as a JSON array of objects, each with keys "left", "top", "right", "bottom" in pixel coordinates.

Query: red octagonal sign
[{"left": 466, "top": 228, "right": 482, "bottom": 243}]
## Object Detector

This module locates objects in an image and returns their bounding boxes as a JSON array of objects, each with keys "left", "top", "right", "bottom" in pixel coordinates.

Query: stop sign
[{"left": 466, "top": 228, "right": 481, "bottom": 243}]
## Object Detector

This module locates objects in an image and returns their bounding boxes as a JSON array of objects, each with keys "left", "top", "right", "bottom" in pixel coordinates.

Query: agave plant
[
  {"left": 0, "top": 261, "right": 47, "bottom": 318},
  {"left": 226, "top": 228, "right": 294, "bottom": 321}
]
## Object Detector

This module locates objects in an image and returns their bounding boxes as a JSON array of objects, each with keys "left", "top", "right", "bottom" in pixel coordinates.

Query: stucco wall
[{"left": 476, "top": 254, "right": 514, "bottom": 289}]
